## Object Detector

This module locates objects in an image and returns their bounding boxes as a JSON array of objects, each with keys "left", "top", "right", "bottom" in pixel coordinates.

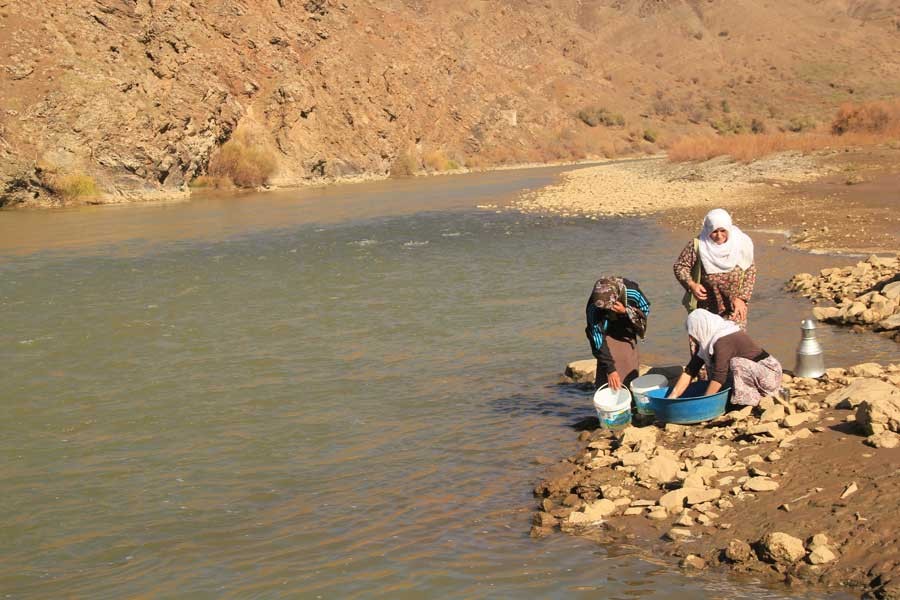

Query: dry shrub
[
  {"left": 668, "top": 133, "right": 828, "bottom": 162},
  {"left": 464, "top": 154, "right": 488, "bottom": 170},
  {"left": 49, "top": 173, "right": 98, "bottom": 201},
  {"left": 832, "top": 99, "right": 900, "bottom": 135},
  {"left": 389, "top": 151, "right": 419, "bottom": 177},
  {"left": 577, "top": 107, "right": 625, "bottom": 127},
  {"left": 667, "top": 131, "right": 897, "bottom": 163},
  {"left": 670, "top": 99, "right": 900, "bottom": 163},
  {"left": 207, "top": 128, "right": 277, "bottom": 187},
  {"left": 423, "top": 149, "right": 459, "bottom": 172},
  {"left": 189, "top": 175, "right": 233, "bottom": 189}
]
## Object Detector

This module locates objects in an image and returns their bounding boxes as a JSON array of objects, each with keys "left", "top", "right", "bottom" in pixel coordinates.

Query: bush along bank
[
  {"left": 788, "top": 255, "right": 900, "bottom": 343},
  {"left": 533, "top": 362, "right": 900, "bottom": 598}
]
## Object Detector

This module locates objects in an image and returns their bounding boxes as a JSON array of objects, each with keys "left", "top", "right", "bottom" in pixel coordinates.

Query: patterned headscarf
[{"left": 589, "top": 277, "right": 648, "bottom": 338}]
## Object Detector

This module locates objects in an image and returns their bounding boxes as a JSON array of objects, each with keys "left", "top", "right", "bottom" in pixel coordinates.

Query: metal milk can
[{"left": 795, "top": 319, "right": 825, "bottom": 378}]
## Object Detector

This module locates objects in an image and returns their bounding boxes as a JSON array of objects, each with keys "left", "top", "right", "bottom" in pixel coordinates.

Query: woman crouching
[{"left": 668, "top": 308, "right": 783, "bottom": 407}]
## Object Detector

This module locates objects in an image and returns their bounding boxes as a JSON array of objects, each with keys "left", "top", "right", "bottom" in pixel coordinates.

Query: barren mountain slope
[{"left": 1, "top": 0, "right": 898, "bottom": 206}]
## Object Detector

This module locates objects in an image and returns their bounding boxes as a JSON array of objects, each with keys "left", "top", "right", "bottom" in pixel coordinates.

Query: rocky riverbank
[
  {"left": 534, "top": 362, "right": 900, "bottom": 598},
  {"left": 788, "top": 255, "right": 900, "bottom": 343}
]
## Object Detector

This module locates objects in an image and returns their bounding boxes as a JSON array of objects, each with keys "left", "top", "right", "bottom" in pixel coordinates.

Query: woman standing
[
  {"left": 668, "top": 309, "right": 783, "bottom": 407},
  {"left": 674, "top": 208, "right": 756, "bottom": 329}
]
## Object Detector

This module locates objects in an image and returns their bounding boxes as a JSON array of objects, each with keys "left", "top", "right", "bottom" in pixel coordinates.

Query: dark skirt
[{"left": 595, "top": 337, "right": 639, "bottom": 388}]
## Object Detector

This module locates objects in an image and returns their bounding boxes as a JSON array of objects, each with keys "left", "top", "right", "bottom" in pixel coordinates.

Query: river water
[{"left": 2, "top": 166, "right": 890, "bottom": 599}]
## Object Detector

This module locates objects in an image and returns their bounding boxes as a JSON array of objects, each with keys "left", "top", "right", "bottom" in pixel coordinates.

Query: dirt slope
[{"left": 1, "top": 0, "right": 899, "bottom": 206}]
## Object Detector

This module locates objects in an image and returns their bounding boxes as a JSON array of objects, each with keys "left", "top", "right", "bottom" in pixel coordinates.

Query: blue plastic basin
[{"left": 645, "top": 381, "right": 731, "bottom": 424}]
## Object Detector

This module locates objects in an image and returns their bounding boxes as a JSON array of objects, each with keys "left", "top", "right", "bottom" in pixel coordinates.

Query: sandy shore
[{"left": 521, "top": 148, "right": 900, "bottom": 598}]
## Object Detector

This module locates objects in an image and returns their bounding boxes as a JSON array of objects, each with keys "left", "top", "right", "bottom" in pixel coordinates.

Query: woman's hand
[
  {"left": 607, "top": 371, "right": 623, "bottom": 391},
  {"left": 667, "top": 372, "right": 691, "bottom": 399},
  {"left": 689, "top": 281, "right": 708, "bottom": 301},
  {"left": 704, "top": 379, "right": 723, "bottom": 397},
  {"left": 731, "top": 298, "right": 748, "bottom": 322},
  {"left": 610, "top": 301, "right": 627, "bottom": 314}
]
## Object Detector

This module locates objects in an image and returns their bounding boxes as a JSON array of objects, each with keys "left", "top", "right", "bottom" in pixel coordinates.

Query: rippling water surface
[{"left": 2, "top": 167, "right": 885, "bottom": 598}]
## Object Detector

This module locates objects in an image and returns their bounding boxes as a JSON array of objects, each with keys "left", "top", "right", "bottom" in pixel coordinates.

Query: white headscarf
[
  {"left": 698, "top": 209, "right": 754, "bottom": 274},
  {"left": 686, "top": 308, "right": 741, "bottom": 366}
]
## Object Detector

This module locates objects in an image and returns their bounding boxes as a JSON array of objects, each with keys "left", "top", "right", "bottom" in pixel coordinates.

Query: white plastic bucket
[
  {"left": 593, "top": 385, "right": 632, "bottom": 430},
  {"left": 630, "top": 373, "right": 669, "bottom": 416}
]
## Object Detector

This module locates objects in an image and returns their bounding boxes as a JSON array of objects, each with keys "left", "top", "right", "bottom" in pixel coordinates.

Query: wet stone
[{"left": 725, "top": 539, "right": 753, "bottom": 563}]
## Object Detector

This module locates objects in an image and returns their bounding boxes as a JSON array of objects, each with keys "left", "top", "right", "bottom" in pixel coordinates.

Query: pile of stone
[
  {"left": 533, "top": 362, "right": 900, "bottom": 542},
  {"left": 787, "top": 255, "right": 900, "bottom": 340},
  {"left": 724, "top": 532, "right": 838, "bottom": 566}
]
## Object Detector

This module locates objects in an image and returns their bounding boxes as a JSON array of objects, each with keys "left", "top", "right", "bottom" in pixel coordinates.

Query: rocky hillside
[{"left": 1, "top": 0, "right": 899, "bottom": 206}]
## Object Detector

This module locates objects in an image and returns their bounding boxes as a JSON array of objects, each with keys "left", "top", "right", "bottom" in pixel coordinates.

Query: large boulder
[
  {"left": 635, "top": 454, "right": 680, "bottom": 484},
  {"left": 564, "top": 359, "right": 596, "bottom": 384},
  {"left": 878, "top": 313, "right": 900, "bottom": 331},
  {"left": 568, "top": 499, "right": 617, "bottom": 524},
  {"left": 725, "top": 539, "right": 754, "bottom": 563},
  {"left": 866, "top": 431, "right": 900, "bottom": 448},
  {"left": 848, "top": 363, "right": 885, "bottom": 378},
  {"left": 761, "top": 532, "right": 806, "bottom": 564},
  {"left": 882, "top": 281, "right": 900, "bottom": 300},
  {"left": 856, "top": 386, "right": 900, "bottom": 435},
  {"left": 620, "top": 425, "right": 658, "bottom": 450},
  {"left": 812, "top": 306, "right": 841, "bottom": 321},
  {"left": 825, "top": 378, "right": 897, "bottom": 409}
]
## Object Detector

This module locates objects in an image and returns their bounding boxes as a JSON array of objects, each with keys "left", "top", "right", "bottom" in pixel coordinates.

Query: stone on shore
[
  {"left": 659, "top": 489, "right": 689, "bottom": 512},
  {"left": 620, "top": 451, "right": 649, "bottom": 467},
  {"left": 621, "top": 425, "right": 658, "bottom": 450},
  {"left": 647, "top": 507, "right": 669, "bottom": 520},
  {"left": 725, "top": 539, "right": 754, "bottom": 563},
  {"left": 782, "top": 412, "right": 813, "bottom": 428},
  {"left": 665, "top": 527, "right": 693, "bottom": 542},
  {"left": 865, "top": 431, "right": 900, "bottom": 448},
  {"left": 635, "top": 454, "right": 680, "bottom": 484},
  {"left": 825, "top": 378, "right": 898, "bottom": 410},
  {"left": 568, "top": 499, "right": 617, "bottom": 524},
  {"left": 743, "top": 477, "right": 780, "bottom": 492},
  {"left": 854, "top": 385, "right": 900, "bottom": 435},
  {"left": 564, "top": 359, "right": 596, "bottom": 384},
  {"left": 680, "top": 554, "right": 707, "bottom": 569},
  {"left": 807, "top": 534, "right": 837, "bottom": 564},
  {"left": 809, "top": 545, "right": 837, "bottom": 564},
  {"left": 879, "top": 313, "right": 900, "bottom": 331},
  {"left": 760, "top": 405, "right": 786, "bottom": 423},
  {"left": 813, "top": 306, "right": 841, "bottom": 321},
  {"left": 848, "top": 363, "right": 884, "bottom": 378},
  {"left": 761, "top": 532, "right": 807, "bottom": 564}
]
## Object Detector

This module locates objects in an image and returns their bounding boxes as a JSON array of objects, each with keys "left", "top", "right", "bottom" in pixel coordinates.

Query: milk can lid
[{"left": 801, "top": 318, "right": 817, "bottom": 330}]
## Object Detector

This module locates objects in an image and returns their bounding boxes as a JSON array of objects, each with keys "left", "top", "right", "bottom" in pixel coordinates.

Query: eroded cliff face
[{"left": 1, "top": 0, "right": 899, "bottom": 206}]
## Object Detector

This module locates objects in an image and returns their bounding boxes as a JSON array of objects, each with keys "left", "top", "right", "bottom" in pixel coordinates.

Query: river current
[{"left": 3, "top": 166, "right": 889, "bottom": 598}]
